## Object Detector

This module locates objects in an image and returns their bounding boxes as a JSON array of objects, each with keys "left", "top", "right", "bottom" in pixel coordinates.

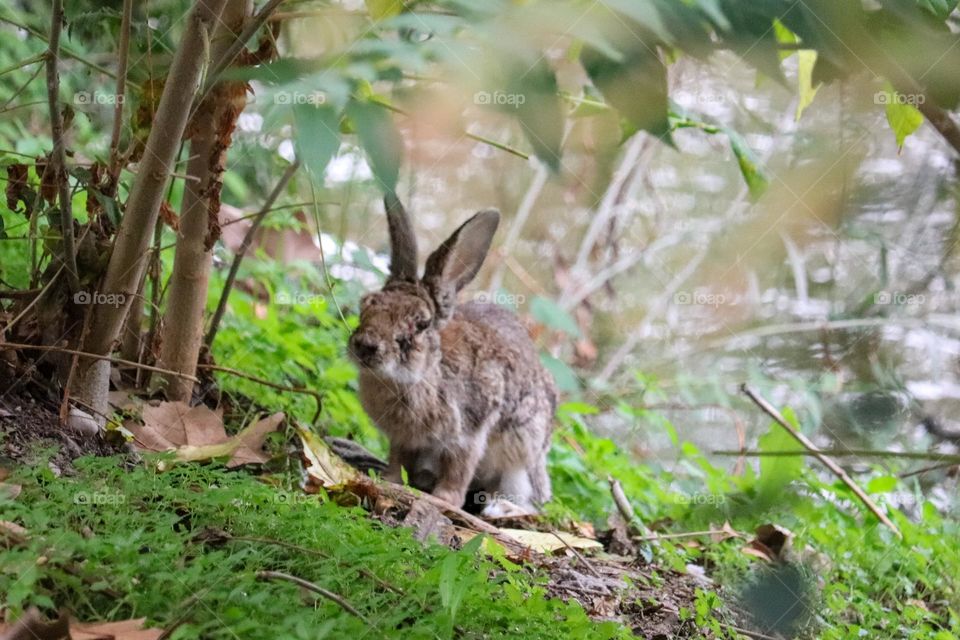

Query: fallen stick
[
  {"left": 740, "top": 384, "right": 902, "bottom": 539},
  {"left": 359, "top": 478, "right": 533, "bottom": 556}
]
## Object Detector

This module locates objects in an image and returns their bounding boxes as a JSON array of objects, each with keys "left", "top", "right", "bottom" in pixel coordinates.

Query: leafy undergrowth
[
  {"left": 200, "top": 263, "right": 960, "bottom": 638},
  {"left": 1, "top": 457, "right": 638, "bottom": 639}
]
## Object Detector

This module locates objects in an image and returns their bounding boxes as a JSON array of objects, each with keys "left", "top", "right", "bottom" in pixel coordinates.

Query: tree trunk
[
  {"left": 157, "top": 0, "right": 251, "bottom": 401},
  {"left": 74, "top": 0, "right": 229, "bottom": 421}
]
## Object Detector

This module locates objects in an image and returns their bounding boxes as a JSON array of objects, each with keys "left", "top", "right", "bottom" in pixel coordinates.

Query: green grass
[{"left": 0, "top": 457, "right": 629, "bottom": 639}]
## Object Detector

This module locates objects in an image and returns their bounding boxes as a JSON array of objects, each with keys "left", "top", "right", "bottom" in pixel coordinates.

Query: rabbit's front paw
[
  {"left": 432, "top": 486, "right": 465, "bottom": 509},
  {"left": 480, "top": 497, "right": 534, "bottom": 519}
]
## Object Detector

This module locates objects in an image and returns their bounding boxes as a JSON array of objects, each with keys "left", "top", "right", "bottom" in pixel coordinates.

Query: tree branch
[
  {"left": 740, "top": 384, "right": 902, "bottom": 539},
  {"left": 205, "top": 159, "right": 300, "bottom": 347},
  {"left": 44, "top": 0, "right": 79, "bottom": 293}
]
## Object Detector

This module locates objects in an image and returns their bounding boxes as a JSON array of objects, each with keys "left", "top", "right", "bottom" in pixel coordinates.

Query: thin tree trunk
[
  {"left": 74, "top": 0, "right": 229, "bottom": 421},
  {"left": 158, "top": 0, "right": 251, "bottom": 401}
]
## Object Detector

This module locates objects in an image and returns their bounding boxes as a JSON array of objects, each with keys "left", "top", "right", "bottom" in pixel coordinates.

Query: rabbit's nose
[{"left": 350, "top": 334, "right": 380, "bottom": 362}]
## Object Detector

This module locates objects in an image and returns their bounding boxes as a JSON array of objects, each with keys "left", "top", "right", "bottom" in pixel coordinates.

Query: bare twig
[
  {"left": 108, "top": 0, "right": 133, "bottom": 180},
  {"left": 197, "top": 363, "right": 322, "bottom": 424},
  {"left": 45, "top": 0, "right": 79, "bottom": 293},
  {"left": 740, "top": 384, "right": 902, "bottom": 539},
  {"left": 712, "top": 449, "right": 960, "bottom": 464},
  {"left": 255, "top": 570, "right": 372, "bottom": 624},
  {"left": 632, "top": 528, "right": 745, "bottom": 542},
  {"left": 0, "top": 341, "right": 200, "bottom": 382},
  {"left": 899, "top": 462, "right": 959, "bottom": 479},
  {"left": 549, "top": 531, "right": 607, "bottom": 584},
  {"left": 205, "top": 159, "right": 301, "bottom": 347}
]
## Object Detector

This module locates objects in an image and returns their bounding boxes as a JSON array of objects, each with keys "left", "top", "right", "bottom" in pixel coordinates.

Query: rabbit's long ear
[
  {"left": 422, "top": 209, "right": 500, "bottom": 318},
  {"left": 384, "top": 192, "right": 419, "bottom": 283}
]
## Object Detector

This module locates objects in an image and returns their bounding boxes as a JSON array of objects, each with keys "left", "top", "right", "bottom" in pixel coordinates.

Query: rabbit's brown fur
[{"left": 349, "top": 196, "right": 555, "bottom": 515}]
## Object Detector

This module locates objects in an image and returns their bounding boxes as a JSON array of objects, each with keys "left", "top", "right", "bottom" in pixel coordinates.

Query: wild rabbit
[{"left": 348, "top": 193, "right": 556, "bottom": 517}]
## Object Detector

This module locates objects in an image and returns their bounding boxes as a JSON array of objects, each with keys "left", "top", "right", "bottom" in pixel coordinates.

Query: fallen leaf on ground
[
  {"left": 743, "top": 523, "right": 793, "bottom": 562},
  {"left": 709, "top": 521, "right": 742, "bottom": 543},
  {"left": 0, "top": 609, "right": 162, "bottom": 640},
  {"left": 0, "top": 520, "right": 29, "bottom": 548},
  {"left": 126, "top": 401, "right": 283, "bottom": 467},
  {"left": 0, "top": 483, "right": 21, "bottom": 500},
  {"left": 299, "top": 425, "right": 359, "bottom": 489},
  {"left": 500, "top": 528, "right": 603, "bottom": 553}
]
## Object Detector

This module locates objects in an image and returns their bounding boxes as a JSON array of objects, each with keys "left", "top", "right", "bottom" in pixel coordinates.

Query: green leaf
[
  {"left": 530, "top": 296, "right": 580, "bottom": 337},
  {"left": 795, "top": 49, "right": 820, "bottom": 120},
  {"left": 917, "top": 0, "right": 958, "bottom": 21},
  {"left": 346, "top": 99, "right": 403, "bottom": 192},
  {"left": 294, "top": 105, "right": 341, "bottom": 179},
  {"left": 540, "top": 354, "right": 581, "bottom": 393},
  {"left": 867, "top": 476, "right": 898, "bottom": 493},
  {"left": 726, "top": 130, "right": 769, "bottom": 199},
  {"left": 582, "top": 42, "right": 672, "bottom": 144},
  {"left": 882, "top": 87, "right": 924, "bottom": 150},
  {"left": 757, "top": 407, "right": 803, "bottom": 496},
  {"left": 498, "top": 57, "right": 565, "bottom": 171},
  {"left": 365, "top": 0, "right": 402, "bottom": 21}
]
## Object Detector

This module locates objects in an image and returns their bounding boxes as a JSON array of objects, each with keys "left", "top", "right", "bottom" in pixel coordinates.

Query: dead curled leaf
[
  {"left": 742, "top": 523, "right": 793, "bottom": 563},
  {"left": 298, "top": 425, "right": 359, "bottom": 490},
  {"left": 125, "top": 401, "right": 283, "bottom": 467}
]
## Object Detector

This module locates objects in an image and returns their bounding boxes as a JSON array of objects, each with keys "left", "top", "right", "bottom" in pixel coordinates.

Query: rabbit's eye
[{"left": 415, "top": 318, "right": 430, "bottom": 333}]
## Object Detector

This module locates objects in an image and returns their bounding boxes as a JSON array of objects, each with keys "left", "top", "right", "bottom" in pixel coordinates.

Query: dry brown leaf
[
  {"left": 709, "top": 521, "right": 741, "bottom": 543},
  {"left": 149, "top": 402, "right": 225, "bottom": 446},
  {"left": 128, "top": 401, "right": 282, "bottom": 467},
  {"left": 227, "top": 412, "right": 284, "bottom": 468},
  {"left": 107, "top": 391, "right": 144, "bottom": 415},
  {"left": 0, "top": 520, "right": 29, "bottom": 548},
  {"left": 0, "top": 483, "right": 21, "bottom": 500},
  {"left": 71, "top": 617, "right": 163, "bottom": 640}
]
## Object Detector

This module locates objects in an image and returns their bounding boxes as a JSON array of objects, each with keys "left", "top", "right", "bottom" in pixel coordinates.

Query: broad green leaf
[
  {"left": 346, "top": 99, "right": 403, "bottom": 192},
  {"left": 365, "top": 0, "right": 402, "bottom": 21},
  {"left": 795, "top": 49, "right": 820, "bottom": 120},
  {"left": 882, "top": 88, "right": 924, "bottom": 150},
  {"left": 293, "top": 104, "right": 341, "bottom": 179},
  {"left": 581, "top": 43, "right": 672, "bottom": 144},
  {"left": 493, "top": 57, "right": 565, "bottom": 171},
  {"left": 757, "top": 407, "right": 803, "bottom": 496}
]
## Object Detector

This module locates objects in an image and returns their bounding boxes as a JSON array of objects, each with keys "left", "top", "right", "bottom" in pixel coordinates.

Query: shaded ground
[{"left": 0, "top": 396, "right": 718, "bottom": 639}]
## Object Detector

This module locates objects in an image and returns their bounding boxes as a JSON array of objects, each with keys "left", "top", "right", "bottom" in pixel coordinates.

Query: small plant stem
[
  {"left": 45, "top": 0, "right": 79, "bottom": 294},
  {"left": 205, "top": 159, "right": 300, "bottom": 348},
  {"left": 255, "top": 571, "right": 372, "bottom": 625},
  {"left": 740, "top": 384, "right": 903, "bottom": 539},
  {"left": 197, "top": 363, "right": 322, "bottom": 424},
  {"left": 227, "top": 535, "right": 402, "bottom": 594}
]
